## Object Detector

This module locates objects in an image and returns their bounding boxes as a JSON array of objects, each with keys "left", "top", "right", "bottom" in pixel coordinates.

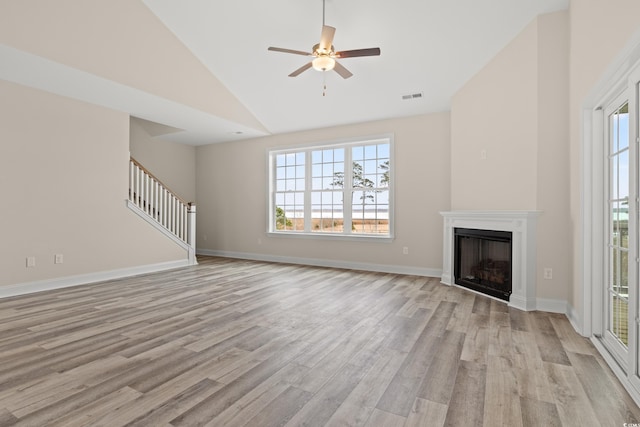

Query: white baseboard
[
  {"left": 196, "top": 249, "right": 442, "bottom": 278},
  {"left": 536, "top": 297, "right": 568, "bottom": 315},
  {"left": 565, "top": 303, "right": 583, "bottom": 336},
  {"left": 0, "top": 259, "right": 192, "bottom": 299},
  {"left": 197, "top": 250, "right": 578, "bottom": 317}
]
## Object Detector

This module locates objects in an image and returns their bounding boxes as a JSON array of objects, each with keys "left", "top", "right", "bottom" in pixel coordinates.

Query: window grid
[
  {"left": 311, "top": 148, "right": 345, "bottom": 233},
  {"left": 351, "top": 143, "right": 390, "bottom": 235},
  {"left": 274, "top": 151, "right": 305, "bottom": 231},
  {"left": 270, "top": 138, "right": 392, "bottom": 238}
]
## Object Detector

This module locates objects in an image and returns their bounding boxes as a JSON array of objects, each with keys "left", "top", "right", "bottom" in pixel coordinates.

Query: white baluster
[
  {"left": 170, "top": 196, "right": 175, "bottom": 234},
  {"left": 180, "top": 205, "right": 184, "bottom": 239},
  {"left": 162, "top": 187, "right": 166, "bottom": 228},
  {"left": 154, "top": 180, "right": 159, "bottom": 220},
  {"left": 129, "top": 161, "right": 134, "bottom": 201},
  {"left": 151, "top": 178, "right": 156, "bottom": 218},
  {"left": 174, "top": 198, "right": 179, "bottom": 235},
  {"left": 182, "top": 205, "right": 186, "bottom": 239},
  {"left": 136, "top": 166, "right": 142, "bottom": 208},
  {"left": 182, "top": 204, "right": 186, "bottom": 239}
]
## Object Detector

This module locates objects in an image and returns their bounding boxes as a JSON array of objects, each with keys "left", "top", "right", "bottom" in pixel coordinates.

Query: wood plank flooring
[{"left": 0, "top": 256, "right": 639, "bottom": 426}]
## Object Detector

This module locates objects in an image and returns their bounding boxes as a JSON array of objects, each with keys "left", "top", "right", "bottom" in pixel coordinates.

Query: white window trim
[{"left": 266, "top": 134, "right": 395, "bottom": 241}]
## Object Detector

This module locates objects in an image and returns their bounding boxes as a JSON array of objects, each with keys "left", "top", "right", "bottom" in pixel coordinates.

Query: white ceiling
[
  {"left": 0, "top": 0, "right": 569, "bottom": 145},
  {"left": 141, "top": 0, "right": 568, "bottom": 141}
]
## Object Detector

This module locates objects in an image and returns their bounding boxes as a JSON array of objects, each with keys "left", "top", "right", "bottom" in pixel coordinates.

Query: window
[{"left": 269, "top": 137, "right": 393, "bottom": 238}]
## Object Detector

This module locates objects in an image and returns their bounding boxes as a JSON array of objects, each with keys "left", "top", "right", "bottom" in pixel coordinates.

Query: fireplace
[
  {"left": 440, "top": 211, "right": 540, "bottom": 311},
  {"left": 454, "top": 228, "right": 512, "bottom": 301}
]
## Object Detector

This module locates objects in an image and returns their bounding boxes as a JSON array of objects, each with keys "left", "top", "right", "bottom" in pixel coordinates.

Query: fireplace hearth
[
  {"left": 454, "top": 228, "right": 512, "bottom": 301},
  {"left": 440, "top": 211, "right": 540, "bottom": 311}
]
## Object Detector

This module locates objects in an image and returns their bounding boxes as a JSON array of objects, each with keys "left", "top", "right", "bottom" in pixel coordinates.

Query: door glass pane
[
  {"left": 612, "top": 295, "right": 629, "bottom": 346},
  {"left": 619, "top": 103, "right": 629, "bottom": 150},
  {"left": 607, "top": 101, "right": 630, "bottom": 350}
]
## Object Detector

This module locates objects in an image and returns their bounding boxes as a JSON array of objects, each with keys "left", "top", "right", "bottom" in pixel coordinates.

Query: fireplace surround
[{"left": 441, "top": 211, "right": 540, "bottom": 311}]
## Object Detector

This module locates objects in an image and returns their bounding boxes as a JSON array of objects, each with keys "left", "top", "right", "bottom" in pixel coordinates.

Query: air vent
[{"left": 402, "top": 92, "right": 423, "bottom": 100}]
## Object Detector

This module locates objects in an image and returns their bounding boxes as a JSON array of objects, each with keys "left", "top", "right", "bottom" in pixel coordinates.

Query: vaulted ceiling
[
  {"left": 142, "top": 0, "right": 568, "bottom": 140},
  {"left": 0, "top": 0, "right": 569, "bottom": 145}
]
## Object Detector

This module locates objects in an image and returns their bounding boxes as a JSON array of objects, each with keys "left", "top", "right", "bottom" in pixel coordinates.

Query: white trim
[
  {"left": 126, "top": 200, "right": 197, "bottom": 265},
  {"left": 448, "top": 283, "right": 569, "bottom": 315},
  {"left": 566, "top": 303, "right": 582, "bottom": 335},
  {"left": 265, "top": 231, "right": 393, "bottom": 242},
  {"left": 196, "top": 248, "right": 441, "bottom": 278},
  {"left": 197, "top": 249, "right": 571, "bottom": 313},
  {"left": 440, "top": 210, "right": 541, "bottom": 312},
  {"left": 581, "top": 27, "right": 640, "bottom": 405},
  {"left": 267, "top": 135, "right": 395, "bottom": 239},
  {"left": 0, "top": 259, "right": 192, "bottom": 299},
  {"left": 591, "top": 336, "right": 640, "bottom": 408},
  {"left": 536, "top": 297, "right": 569, "bottom": 314}
]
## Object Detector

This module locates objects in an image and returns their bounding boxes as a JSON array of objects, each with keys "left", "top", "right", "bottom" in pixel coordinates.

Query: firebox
[{"left": 454, "top": 227, "right": 512, "bottom": 301}]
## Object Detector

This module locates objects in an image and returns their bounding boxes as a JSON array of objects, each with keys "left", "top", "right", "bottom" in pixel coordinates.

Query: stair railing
[{"left": 128, "top": 157, "right": 196, "bottom": 264}]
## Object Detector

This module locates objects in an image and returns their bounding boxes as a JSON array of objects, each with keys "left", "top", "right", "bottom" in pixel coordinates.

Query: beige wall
[
  {"left": 451, "top": 17, "right": 539, "bottom": 210},
  {"left": 451, "top": 11, "right": 571, "bottom": 303},
  {"left": 196, "top": 113, "right": 451, "bottom": 273},
  {"left": 536, "top": 12, "right": 571, "bottom": 303},
  {"left": 568, "top": 1, "right": 640, "bottom": 322},
  {"left": 0, "top": 81, "right": 187, "bottom": 288},
  {"left": 0, "top": 0, "right": 265, "bottom": 133},
  {"left": 130, "top": 118, "right": 197, "bottom": 203}
]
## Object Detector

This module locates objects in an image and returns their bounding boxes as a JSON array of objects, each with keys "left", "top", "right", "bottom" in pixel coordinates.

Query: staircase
[{"left": 127, "top": 157, "right": 197, "bottom": 265}]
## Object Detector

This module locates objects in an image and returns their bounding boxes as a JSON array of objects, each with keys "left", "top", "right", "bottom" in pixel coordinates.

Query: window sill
[{"left": 266, "top": 231, "right": 394, "bottom": 243}]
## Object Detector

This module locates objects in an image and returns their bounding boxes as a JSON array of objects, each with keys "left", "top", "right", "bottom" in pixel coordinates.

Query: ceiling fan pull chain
[{"left": 323, "top": 71, "right": 327, "bottom": 96}]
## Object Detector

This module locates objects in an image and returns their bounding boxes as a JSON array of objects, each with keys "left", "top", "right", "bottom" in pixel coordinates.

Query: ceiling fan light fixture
[
  {"left": 312, "top": 56, "right": 336, "bottom": 71},
  {"left": 267, "top": 0, "right": 379, "bottom": 79}
]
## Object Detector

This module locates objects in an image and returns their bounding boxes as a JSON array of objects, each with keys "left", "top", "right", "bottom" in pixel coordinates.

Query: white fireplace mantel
[{"left": 440, "top": 210, "right": 541, "bottom": 311}]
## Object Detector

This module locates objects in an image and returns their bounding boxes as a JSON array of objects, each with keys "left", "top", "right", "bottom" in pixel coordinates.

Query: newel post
[{"left": 187, "top": 203, "right": 197, "bottom": 265}]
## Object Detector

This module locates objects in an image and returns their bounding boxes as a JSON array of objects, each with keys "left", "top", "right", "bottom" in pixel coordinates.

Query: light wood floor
[{"left": 1, "top": 256, "right": 639, "bottom": 427}]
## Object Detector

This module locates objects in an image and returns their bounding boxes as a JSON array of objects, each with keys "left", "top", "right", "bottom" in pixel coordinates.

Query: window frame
[{"left": 267, "top": 134, "right": 395, "bottom": 241}]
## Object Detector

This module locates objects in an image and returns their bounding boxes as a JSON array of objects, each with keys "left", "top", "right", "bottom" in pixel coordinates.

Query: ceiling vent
[{"left": 402, "top": 92, "right": 423, "bottom": 100}]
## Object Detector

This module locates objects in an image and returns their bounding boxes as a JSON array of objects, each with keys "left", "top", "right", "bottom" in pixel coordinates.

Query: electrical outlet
[
  {"left": 402, "top": 247, "right": 409, "bottom": 255},
  {"left": 480, "top": 149, "right": 487, "bottom": 160},
  {"left": 26, "top": 257, "right": 36, "bottom": 268},
  {"left": 543, "top": 268, "right": 553, "bottom": 280},
  {"left": 55, "top": 254, "right": 64, "bottom": 264}
]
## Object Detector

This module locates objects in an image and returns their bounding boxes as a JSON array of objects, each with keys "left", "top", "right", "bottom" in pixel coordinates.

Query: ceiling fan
[{"left": 267, "top": 0, "right": 381, "bottom": 79}]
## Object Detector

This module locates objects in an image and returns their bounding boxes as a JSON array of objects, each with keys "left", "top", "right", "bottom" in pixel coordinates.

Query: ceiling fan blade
[
  {"left": 289, "top": 62, "right": 313, "bottom": 77},
  {"left": 268, "top": 47, "right": 312, "bottom": 56},
  {"left": 319, "top": 25, "right": 336, "bottom": 51},
  {"left": 333, "top": 61, "right": 353, "bottom": 79},
  {"left": 335, "top": 47, "right": 381, "bottom": 58}
]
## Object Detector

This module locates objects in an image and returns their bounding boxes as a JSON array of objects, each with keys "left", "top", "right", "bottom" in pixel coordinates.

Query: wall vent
[{"left": 402, "top": 92, "right": 423, "bottom": 100}]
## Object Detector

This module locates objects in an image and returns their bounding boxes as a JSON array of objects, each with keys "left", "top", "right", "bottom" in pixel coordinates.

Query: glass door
[{"left": 604, "top": 99, "right": 631, "bottom": 366}]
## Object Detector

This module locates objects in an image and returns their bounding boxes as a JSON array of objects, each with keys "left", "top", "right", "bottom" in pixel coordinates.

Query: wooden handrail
[{"left": 130, "top": 157, "right": 193, "bottom": 208}]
